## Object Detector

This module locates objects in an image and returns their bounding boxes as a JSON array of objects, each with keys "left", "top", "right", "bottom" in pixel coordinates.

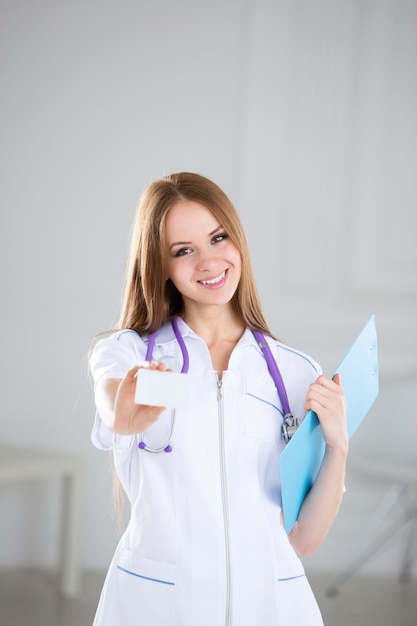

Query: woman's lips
[{"left": 198, "top": 269, "right": 227, "bottom": 288}]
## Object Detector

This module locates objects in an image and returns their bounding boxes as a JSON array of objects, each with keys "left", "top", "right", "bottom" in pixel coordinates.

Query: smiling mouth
[{"left": 199, "top": 270, "right": 226, "bottom": 285}]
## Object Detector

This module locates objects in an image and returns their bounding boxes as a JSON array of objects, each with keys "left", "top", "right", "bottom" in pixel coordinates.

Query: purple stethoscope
[{"left": 138, "top": 317, "right": 300, "bottom": 453}]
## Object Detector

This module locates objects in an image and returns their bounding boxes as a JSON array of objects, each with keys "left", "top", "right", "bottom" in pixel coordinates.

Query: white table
[{"left": 0, "top": 444, "right": 85, "bottom": 597}]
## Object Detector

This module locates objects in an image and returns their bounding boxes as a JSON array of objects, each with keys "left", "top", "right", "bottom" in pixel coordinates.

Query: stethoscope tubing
[
  {"left": 251, "top": 331, "right": 291, "bottom": 417},
  {"left": 145, "top": 317, "right": 189, "bottom": 374}
]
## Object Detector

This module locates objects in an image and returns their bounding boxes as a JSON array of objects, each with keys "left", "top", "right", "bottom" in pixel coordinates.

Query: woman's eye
[
  {"left": 212, "top": 233, "right": 228, "bottom": 244},
  {"left": 174, "top": 247, "right": 192, "bottom": 257}
]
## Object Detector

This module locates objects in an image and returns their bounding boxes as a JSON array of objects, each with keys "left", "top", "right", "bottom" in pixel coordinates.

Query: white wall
[{"left": 1, "top": 0, "right": 416, "bottom": 577}]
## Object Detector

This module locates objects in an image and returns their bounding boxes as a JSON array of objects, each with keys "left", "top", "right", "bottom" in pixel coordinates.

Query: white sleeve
[
  {"left": 89, "top": 330, "right": 147, "bottom": 450},
  {"left": 90, "top": 330, "right": 146, "bottom": 388}
]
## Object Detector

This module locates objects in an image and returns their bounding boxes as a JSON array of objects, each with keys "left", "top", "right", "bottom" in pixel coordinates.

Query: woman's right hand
[{"left": 95, "top": 361, "right": 167, "bottom": 435}]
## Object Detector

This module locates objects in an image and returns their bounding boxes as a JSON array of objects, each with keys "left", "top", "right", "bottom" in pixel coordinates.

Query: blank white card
[{"left": 135, "top": 368, "right": 191, "bottom": 409}]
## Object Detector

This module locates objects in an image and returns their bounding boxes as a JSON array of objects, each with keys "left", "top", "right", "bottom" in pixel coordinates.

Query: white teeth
[{"left": 200, "top": 271, "right": 226, "bottom": 285}]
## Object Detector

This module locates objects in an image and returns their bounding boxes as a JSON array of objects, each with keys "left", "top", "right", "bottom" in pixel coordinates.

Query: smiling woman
[
  {"left": 165, "top": 200, "right": 242, "bottom": 315},
  {"left": 118, "top": 171, "right": 270, "bottom": 336},
  {"left": 89, "top": 171, "right": 348, "bottom": 626}
]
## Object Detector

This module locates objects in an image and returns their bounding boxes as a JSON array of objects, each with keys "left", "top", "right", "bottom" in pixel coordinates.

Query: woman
[{"left": 90, "top": 172, "right": 348, "bottom": 625}]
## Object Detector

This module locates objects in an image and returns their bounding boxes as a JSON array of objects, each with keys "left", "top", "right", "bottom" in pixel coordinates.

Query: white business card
[{"left": 135, "top": 368, "right": 191, "bottom": 409}]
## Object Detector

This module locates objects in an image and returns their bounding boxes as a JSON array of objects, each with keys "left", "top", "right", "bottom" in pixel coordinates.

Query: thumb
[
  {"left": 332, "top": 372, "right": 341, "bottom": 386},
  {"left": 125, "top": 365, "right": 140, "bottom": 380}
]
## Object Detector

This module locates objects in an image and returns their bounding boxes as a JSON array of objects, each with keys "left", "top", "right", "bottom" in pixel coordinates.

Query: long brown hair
[{"left": 119, "top": 172, "right": 274, "bottom": 337}]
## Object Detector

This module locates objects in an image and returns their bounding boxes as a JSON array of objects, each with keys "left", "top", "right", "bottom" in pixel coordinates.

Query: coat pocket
[
  {"left": 245, "top": 377, "right": 283, "bottom": 446},
  {"left": 117, "top": 549, "right": 176, "bottom": 586},
  {"left": 274, "top": 558, "right": 324, "bottom": 625},
  {"left": 275, "top": 556, "right": 305, "bottom": 581},
  {"left": 94, "top": 550, "right": 176, "bottom": 626}
]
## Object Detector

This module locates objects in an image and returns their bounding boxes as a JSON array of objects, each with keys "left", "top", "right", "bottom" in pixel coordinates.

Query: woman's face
[{"left": 165, "top": 200, "right": 242, "bottom": 314}]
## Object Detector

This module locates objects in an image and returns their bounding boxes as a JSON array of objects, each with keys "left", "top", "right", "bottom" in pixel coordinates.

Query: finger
[
  {"left": 304, "top": 377, "right": 344, "bottom": 413},
  {"left": 154, "top": 361, "right": 168, "bottom": 371},
  {"left": 315, "top": 374, "right": 341, "bottom": 390},
  {"left": 310, "top": 375, "right": 344, "bottom": 400},
  {"left": 332, "top": 372, "right": 341, "bottom": 386},
  {"left": 142, "top": 360, "right": 167, "bottom": 371},
  {"left": 138, "top": 403, "right": 166, "bottom": 413},
  {"left": 305, "top": 381, "right": 333, "bottom": 405}
]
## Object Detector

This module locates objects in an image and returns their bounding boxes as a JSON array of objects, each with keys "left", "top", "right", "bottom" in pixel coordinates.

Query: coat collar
[{"left": 152, "top": 316, "right": 264, "bottom": 352}]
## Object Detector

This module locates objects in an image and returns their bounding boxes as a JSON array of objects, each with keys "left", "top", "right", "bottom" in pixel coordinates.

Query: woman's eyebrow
[
  {"left": 209, "top": 225, "right": 223, "bottom": 236},
  {"left": 168, "top": 240, "right": 191, "bottom": 252}
]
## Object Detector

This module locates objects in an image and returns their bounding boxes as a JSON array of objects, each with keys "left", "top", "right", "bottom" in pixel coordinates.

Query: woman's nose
[{"left": 195, "top": 247, "right": 219, "bottom": 271}]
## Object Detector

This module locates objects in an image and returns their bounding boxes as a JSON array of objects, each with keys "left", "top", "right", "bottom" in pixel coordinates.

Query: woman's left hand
[
  {"left": 304, "top": 373, "right": 348, "bottom": 453},
  {"left": 290, "top": 373, "right": 348, "bottom": 555}
]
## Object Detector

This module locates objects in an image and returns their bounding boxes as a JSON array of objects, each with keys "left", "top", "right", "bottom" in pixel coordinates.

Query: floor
[{"left": 0, "top": 569, "right": 415, "bottom": 626}]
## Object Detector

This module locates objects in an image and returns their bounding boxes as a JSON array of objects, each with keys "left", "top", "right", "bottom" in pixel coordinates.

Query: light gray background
[{"left": 1, "top": 0, "right": 416, "bottom": 577}]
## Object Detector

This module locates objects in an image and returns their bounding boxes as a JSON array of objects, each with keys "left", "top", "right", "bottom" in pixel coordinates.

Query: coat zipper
[{"left": 216, "top": 373, "right": 232, "bottom": 626}]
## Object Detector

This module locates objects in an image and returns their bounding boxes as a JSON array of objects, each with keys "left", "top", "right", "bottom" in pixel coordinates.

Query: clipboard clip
[{"left": 282, "top": 413, "right": 301, "bottom": 443}]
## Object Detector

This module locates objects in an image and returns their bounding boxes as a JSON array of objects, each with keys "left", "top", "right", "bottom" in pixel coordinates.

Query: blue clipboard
[{"left": 280, "top": 315, "right": 379, "bottom": 533}]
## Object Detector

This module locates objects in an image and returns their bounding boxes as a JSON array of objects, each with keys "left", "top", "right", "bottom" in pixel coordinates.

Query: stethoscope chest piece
[{"left": 281, "top": 414, "right": 301, "bottom": 444}]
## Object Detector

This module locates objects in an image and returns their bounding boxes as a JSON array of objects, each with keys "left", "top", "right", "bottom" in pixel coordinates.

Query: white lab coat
[{"left": 90, "top": 318, "right": 324, "bottom": 625}]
